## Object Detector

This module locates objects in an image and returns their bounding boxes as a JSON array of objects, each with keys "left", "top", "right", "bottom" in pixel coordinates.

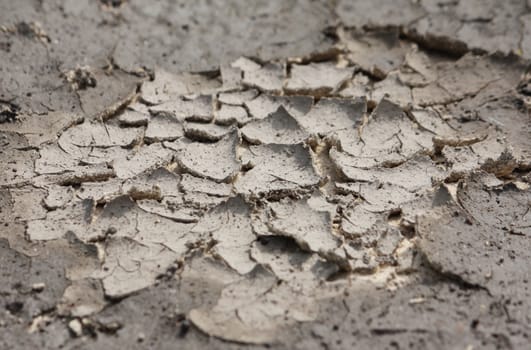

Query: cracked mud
[{"left": 1, "top": 1, "right": 531, "bottom": 349}]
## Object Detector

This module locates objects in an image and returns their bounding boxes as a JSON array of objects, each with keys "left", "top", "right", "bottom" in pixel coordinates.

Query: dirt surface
[{"left": 1, "top": 1, "right": 531, "bottom": 349}]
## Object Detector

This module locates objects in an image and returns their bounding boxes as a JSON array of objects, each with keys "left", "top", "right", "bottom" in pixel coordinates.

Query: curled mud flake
[
  {"left": 241, "top": 106, "right": 308, "bottom": 145},
  {"left": 149, "top": 95, "right": 213, "bottom": 123},
  {"left": 231, "top": 57, "right": 262, "bottom": 72},
  {"left": 340, "top": 28, "right": 408, "bottom": 79},
  {"left": 336, "top": 0, "right": 425, "bottom": 28},
  {"left": 284, "top": 63, "right": 353, "bottom": 97},
  {"left": 183, "top": 122, "right": 232, "bottom": 142},
  {"left": 297, "top": 97, "right": 366, "bottom": 137},
  {"left": 84, "top": 195, "right": 138, "bottom": 242},
  {"left": 57, "top": 279, "right": 105, "bottom": 317},
  {"left": 124, "top": 167, "right": 180, "bottom": 198},
  {"left": 250, "top": 236, "right": 339, "bottom": 294},
  {"left": 340, "top": 204, "right": 382, "bottom": 240},
  {"left": 370, "top": 73, "right": 413, "bottom": 108},
  {"left": 141, "top": 70, "right": 220, "bottom": 105},
  {"left": 433, "top": 133, "right": 488, "bottom": 155},
  {"left": 242, "top": 62, "right": 286, "bottom": 93},
  {"left": 166, "top": 130, "right": 240, "bottom": 183},
  {"left": 36, "top": 144, "right": 88, "bottom": 175},
  {"left": 218, "top": 89, "right": 259, "bottom": 106},
  {"left": 235, "top": 143, "right": 321, "bottom": 198},
  {"left": 0, "top": 112, "right": 83, "bottom": 147},
  {"left": 180, "top": 174, "right": 232, "bottom": 198},
  {"left": 144, "top": 114, "right": 183, "bottom": 143},
  {"left": 80, "top": 146, "right": 131, "bottom": 166},
  {"left": 33, "top": 164, "right": 115, "bottom": 187},
  {"left": 192, "top": 196, "right": 256, "bottom": 275},
  {"left": 339, "top": 182, "right": 417, "bottom": 213},
  {"left": 339, "top": 73, "right": 372, "bottom": 98},
  {"left": 77, "top": 180, "right": 123, "bottom": 203},
  {"left": 189, "top": 266, "right": 318, "bottom": 344},
  {"left": 332, "top": 99, "right": 432, "bottom": 169},
  {"left": 59, "top": 121, "right": 143, "bottom": 152},
  {"left": 113, "top": 142, "right": 173, "bottom": 179},
  {"left": 409, "top": 108, "right": 455, "bottom": 136},
  {"left": 331, "top": 153, "right": 445, "bottom": 193},
  {"left": 136, "top": 198, "right": 198, "bottom": 223},
  {"left": 97, "top": 237, "right": 178, "bottom": 299},
  {"left": 26, "top": 199, "right": 94, "bottom": 241},
  {"left": 258, "top": 197, "right": 340, "bottom": 255},
  {"left": 245, "top": 94, "right": 314, "bottom": 122},
  {"left": 78, "top": 69, "right": 139, "bottom": 120},
  {"left": 135, "top": 209, "right": 196, "bottom": 252},
  {"left": 117, "top": 107, "right": 150, "bottom": 127},
  {"left": 214, "top": 104, "right": 249, "bottom": 126}
]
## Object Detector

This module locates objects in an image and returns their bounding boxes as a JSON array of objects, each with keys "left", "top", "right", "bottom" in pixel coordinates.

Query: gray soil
[{"left": 1, "top": 1, "right": 531, "bottom": 349}]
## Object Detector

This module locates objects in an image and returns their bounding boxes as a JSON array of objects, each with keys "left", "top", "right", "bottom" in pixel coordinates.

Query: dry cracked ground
[{"left": 1, "top": 1, "right": 531, "bottom": 349}]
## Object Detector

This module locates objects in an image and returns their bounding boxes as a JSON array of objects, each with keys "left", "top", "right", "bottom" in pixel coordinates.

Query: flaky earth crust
[{"left": 1, "top": 1, "right": 530, "bottom": 349}]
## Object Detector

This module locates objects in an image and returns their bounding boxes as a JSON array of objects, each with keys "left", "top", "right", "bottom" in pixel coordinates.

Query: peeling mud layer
[{"left": 1, "top": 1, "right": 531, "bottom": 349}]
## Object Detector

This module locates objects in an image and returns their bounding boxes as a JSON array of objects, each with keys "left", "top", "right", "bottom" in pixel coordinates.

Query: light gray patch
[
  {"left": 285, "top": 63, "right": 353, "bottom": 96},
  {"left": 241, "top": 106, "right": 308, "bottom": 145},
  {"left": 371, "top": 73, "right": 413, "bottom": 108},
  {"left": 297, "top": 97, "right": 366, "bottom": 136},
  {"left": 0, "top": 112, "right": 83, "bottom": 147},
  {"left": 336, "top": 0, "right": 426, "bottom": 27},
  {"left": 257, "top": 197, "right": 340, "bottom": 254},
  {"left": 184, "top": 122, "right": 233, "bottom": 142},
  {"left": 97, "top": 237, "right": 178, "bottom": 299},
  {"left": 166, "top": 130, "right": 240, "bottom": 183},
  {"left": 180, "top": 174, "right": 232, "bottom": 198},
  {"left": 331, "top": 99, "right": 432, "bottom": 169},
  {"left": 242, "top": 62, "right": 286, "bottom": 93},
  {"left": 340, "top": 29, "right": 408, "bottom": 79},
  {"left": 218, "top": 89, "right": 259, "bottom": 106},
  {"left": 113, "top": 143, "right": 174, "bottom": 179},
  {"left": 214, "top": 104, "right": 249, "bottom": 126},
  {"left": 78, "top": 69, "right": 139, "bottom": 120},
  {"left": 58, "top": 121, "right": 143, "bottom": 152},
  {"left": 117, "top": 107, "right": 150, "bottom": 127},
  {"left": 235, "top": 143, "right": 320, "bottom": 198},
  {"left": 245, "top": 94, "right": 314, "bottom": 121},
  {"left": 26, "top": 199, "right": 94, "bottom": 241},
  {"left": 331, "top": 153, "right": 445, "bottom": 192},
  {"left": 149, "top": 95, "right": 213, "bottom": 123},
  {"left": 144, "top": 114, "right": 184, "bottom": 142},
  {"left": 142, "top": 70, "right": 220, "bottom": 105},
  {"left": 192, "top": 196, "right": 256, "bottom": 275}
]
